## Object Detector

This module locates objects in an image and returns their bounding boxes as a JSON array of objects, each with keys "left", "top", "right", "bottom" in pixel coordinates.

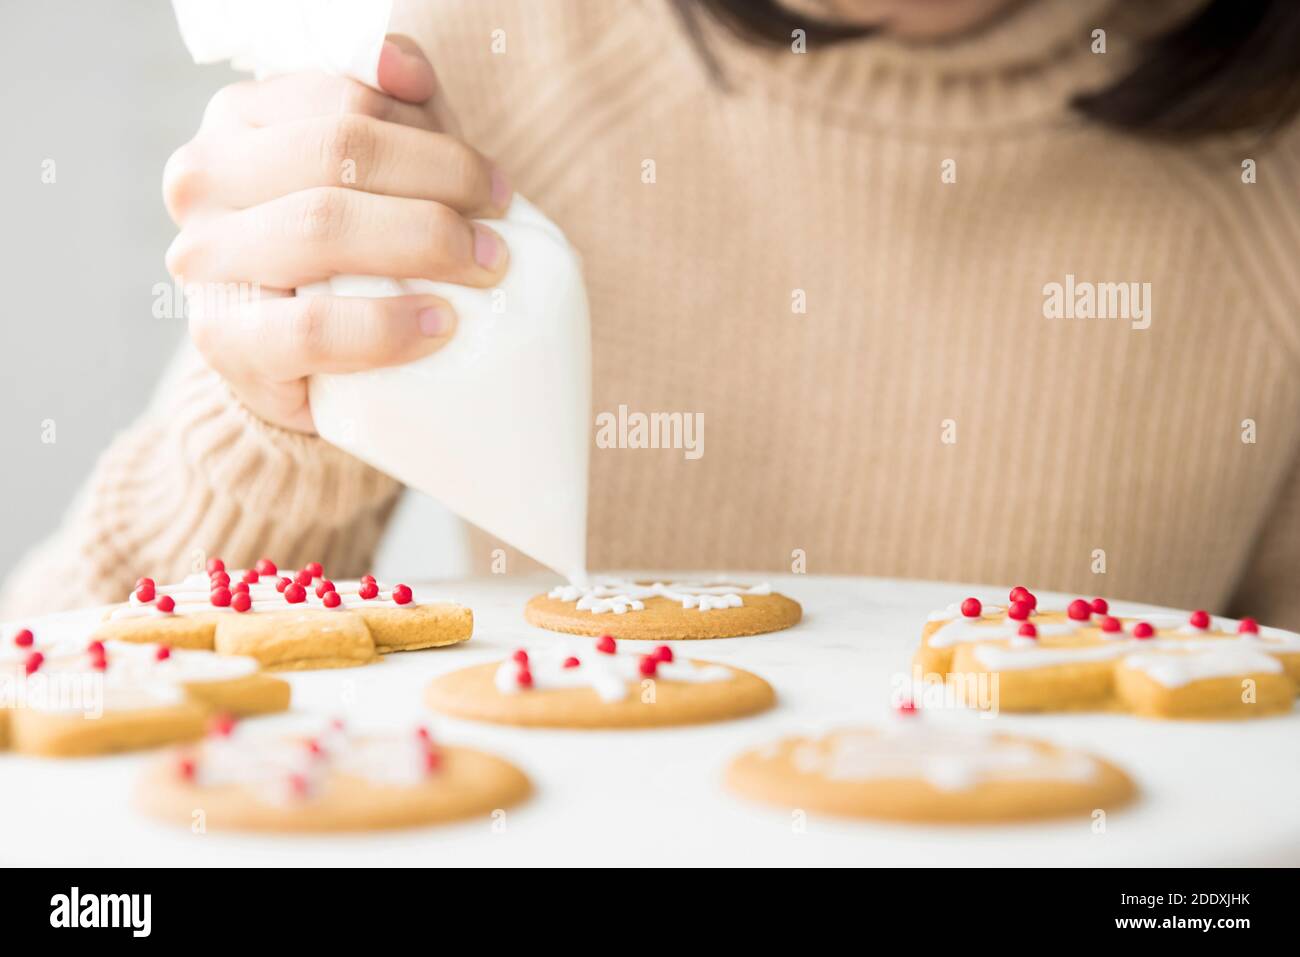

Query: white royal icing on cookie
[
  {"left": 110, "top": 571, "right": 433, "bottom": 620},
  {"left": 189, "top": 719, "right": 437, "bottom": 805},
  {"left": 1, "top": 636, "right": 260, "bottom": 713},
  {"left": 1120, "top": 644, "right": 1285, "bottom": 687},
  {"left": 547, "top": 579, "right": 773, "bottom": 614},
  {"left": 789, "top": 726, "right": 1098, "bottom": 792},
  {"left": 494, "top": 641, "right": 733, "bottom": 702}
]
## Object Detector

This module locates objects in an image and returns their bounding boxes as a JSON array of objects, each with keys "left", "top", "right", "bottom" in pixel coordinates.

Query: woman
[{"left": 4, "top": 0, "right": 1299, "bottom": 625}]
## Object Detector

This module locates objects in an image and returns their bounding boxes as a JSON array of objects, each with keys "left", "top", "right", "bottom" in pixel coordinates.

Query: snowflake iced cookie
[
  {"left": 524, "top": 579, "right": 802, "bottom": 640},
  {"left": 136, "top": 717, "right": 530, "bottom": 832},
  {"left": 726, "top": 712, "right": 1136, "bottom": 823},
  {"left": 0, "top": 629, "right": 289, "bottom": 757},
  {"left": 916, "top": 589, "right": 1300, "bottom": 719},
  {"left": 95, "top": 558, "right": 472, "bottom": 670},
  {"left": 425, "top": 635, "right": 775, "bottom": 728}
]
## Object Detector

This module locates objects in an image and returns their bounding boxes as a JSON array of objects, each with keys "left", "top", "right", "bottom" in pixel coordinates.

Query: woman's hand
[{"left": 162, "top": 37, "right": 512, "bottom": 433}]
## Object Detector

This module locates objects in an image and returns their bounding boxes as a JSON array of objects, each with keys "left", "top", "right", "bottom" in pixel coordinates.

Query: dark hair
[{"left": 670, "top": 0, "right": 1300, "bottom": 138}]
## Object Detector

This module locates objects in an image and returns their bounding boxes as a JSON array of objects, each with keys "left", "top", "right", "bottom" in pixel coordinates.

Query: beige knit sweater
[{"left": 5, "top": 0, "right": 1300, "bottom": 626}]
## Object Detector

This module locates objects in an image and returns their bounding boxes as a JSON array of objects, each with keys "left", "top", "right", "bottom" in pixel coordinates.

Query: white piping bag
[{"left": 172, "top": 0, "right": 591, "bottom": 583}]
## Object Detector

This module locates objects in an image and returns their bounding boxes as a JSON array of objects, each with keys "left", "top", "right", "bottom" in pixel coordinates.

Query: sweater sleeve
[{"left": 0, "top": 345, "right": 401, "bottom": 618}]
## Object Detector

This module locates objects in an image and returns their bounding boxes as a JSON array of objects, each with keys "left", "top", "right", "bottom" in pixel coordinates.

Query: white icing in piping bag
[{"left": 171, "top": 0, "right": 592, "bottom": 583}]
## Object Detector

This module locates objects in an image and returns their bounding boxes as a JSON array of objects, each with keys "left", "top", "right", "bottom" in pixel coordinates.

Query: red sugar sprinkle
[
  {"left": 596, "top": 635, "right": 616, "bottom": 654},
  {"left": 321, "top": 591, "right": 341, "bottom": 609},
  {"left": 231, "top": 591, "right": 252, "bottom": 613},
  {"left": 90, "top": 651, "right": 108, "bottom": 671},
  {"left": 155, "top": 645, "right": 171, "bottom": 661},
  {"left": 242, "top": 569, "right": 259, "bottom": 584},
  {"left": 358, "top": 581, "right": 379, "bottom": 600},
  {"left": 638, "top": 656, "right": 658, "bottom": 677},
  {"left": 1007, "top": 600, "right": 1032, "bottom": 621},
  {"left": 361, "top": 574, "right": 377, "bottom": 585},
  {"left": 1238, "top": 618, "right": 1260, "bottom": 635},
  {"left": 392, "top": 584, "right": 413, "bottom": 606},
  {"left": 304, "top": 562, "right": 324, "bottom": 578},
  {"left": 208, "top": 713, "right": 237, "bottom": 737},
  {"left": 1067, "top": 599, "right": 1092, "bottom": 621},
  {"left": 1133, "top": 622, "right": 1155, "bottom": 639},
  {"left": 1090, "top": 598, "right": 1109, "bottom": 615},
  {"left": 231, "top": 581, "right": 250, "bottom": 595},
  {"left": 562, "top": 656, "right": 581, "bottom": 669},
  {"left": 206, "top": 558, "right": 225, "bottom": 574},
  {"left": 210, "top": 586, "right": 232, "bottom": 608},
  {"left": 960, "top": 597, "right": 982, "bottom": 618},
  {"left": 425, "top": 748, "right": 443, "bottom": 773},
  {"left": 897, "top": 700, "right": 919, "bottom": 715},
  {"left": 1018, "top": 623, "right": 1038, "bottom": 638},
  {"left": 294, "top": 569, "right": 313, "bottom": 587},
  {"left": 515, "top": 669, "right": 534, "bottom": 689},
  {"left": 14, "top": 628, "right": 34, "bottom": 648},
  {"left": 653, "top": 645, "right": 674, "bottom": 663},
  {"left": 314, "top": 579, "right": 335, "bottom": 598},
  {"left": 512, "top": 649, "right": 529, "bottom": 665},
  {"left": 415, "top": 726, "right": 431, "bottom": 741},
  {"left": 135, "top": 583, "right": 155, "bottom": 603},
  {"left": 1100, "top": 616, "right": 1122, "bottom": 633},
  {"left": 135, "top": 577, "right": 155, "bottom": 590},
  {"left": 284, "top": 583, "right": 307, "bottom": 604},
  {"left": 1009, "top": 585, "right": 1030, "bottom": 602},
  {"left": 25, "top": 651, "right": 44, "bottom": 675},
  {"left": 177, "top": 757, "right": 196, "bottom": 781},
  {"left": 88, "top": 640, "right": 105, "bottom": 655},
  {"left": 275, "top": 576, "right": 291, "bottom": 593},
  {"left": 1189, "top": 610, "right": 1211, "bottom": 630},
  {"left": 254, "top": 558, "right": 277, "bottom": 577},
  {"left": 156, "top": 595, "right": 176, "bottom": 613}
]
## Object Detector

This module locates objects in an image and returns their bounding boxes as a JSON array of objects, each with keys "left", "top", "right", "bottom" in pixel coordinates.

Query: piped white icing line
[
  {"left": 789, "top": 726, "right": 1099, "bottom": 792},
  {"left": 110, "top": 571, "right": 433, "bottom": 620},
  {"left": 493, "top": 642, "right": 732, "bottom": 703},
  {"left": 547, "top": 579, "right": 772, "bottom": 614},
  {"left": 189, "top": 719, "right": 436, "bottom": 805},
  {"left": 1120, "top": 645, "right": 1284, "bottom": 688}
]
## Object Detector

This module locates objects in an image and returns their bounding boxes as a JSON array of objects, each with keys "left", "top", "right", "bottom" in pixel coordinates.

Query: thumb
[{"left": 377, "top": 34, "right": 463, "bottom": 135}]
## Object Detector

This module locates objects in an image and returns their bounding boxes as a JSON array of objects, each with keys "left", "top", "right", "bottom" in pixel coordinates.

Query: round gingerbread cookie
[
  {"left": 137, "top": 718, "right": 530, "bottom": 832},
  {"left": 524, "top": 580, "right": 801, "bottom": 640},
  {"left": 426, "top": 636, "right": 775, "bottom": 728},
  {"left": 726, "top": 718, "right": 1136, "bottom": 823}
]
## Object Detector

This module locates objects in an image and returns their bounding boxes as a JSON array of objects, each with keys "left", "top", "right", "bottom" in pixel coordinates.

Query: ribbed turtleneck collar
[{"left": 648, "top": 0, "right": 1209, "bottom": 134}]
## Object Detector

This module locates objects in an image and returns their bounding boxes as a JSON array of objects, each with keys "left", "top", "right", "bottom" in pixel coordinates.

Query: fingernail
[
  {"left": 490, "top": 169, "right": 512, "bottom": 210},
  {"left": 418, "top": 305, "right": 454, "bottom": 337},
  {"left": 473, "top": 225, "right": 503, "bottom": 269}
]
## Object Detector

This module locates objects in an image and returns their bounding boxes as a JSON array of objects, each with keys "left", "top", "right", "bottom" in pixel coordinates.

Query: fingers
[
  {"left": 168, "top": 188, "right": 508, "bottom": 289},
  {"left": 165, "top": 116, "right": 508, "bottom": 220},
  {"left": 380, "top": 34, "right": 461, "bottom": 134},
  {"left": 203, "top": 72, "right": 439, "bottom": 132},
  {"left": 190, "top": 292, "right": 458, "bottom": 383}
]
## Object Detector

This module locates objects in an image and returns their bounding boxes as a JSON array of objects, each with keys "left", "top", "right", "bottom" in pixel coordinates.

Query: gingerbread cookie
[
  {"left": 916, "top": 589, "right": 1300, "bottom": 719},
  {"left": 727, "top": 715, "right": 1136, "bottom": 823},
  {"left": 1, "top": 628, "right": 289, "bottom": 757},
  {"left": 97, "top": 558, "right": 472, "bottom": 670},
  {"left": 524, "top": 579, "right": 802, "bottom": 640},
  {"left": 426, "top": 636, "right": 775, "bottom": 728},
  {"left": 137, "top": 717, "right": 530, "bottom": 832}
]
